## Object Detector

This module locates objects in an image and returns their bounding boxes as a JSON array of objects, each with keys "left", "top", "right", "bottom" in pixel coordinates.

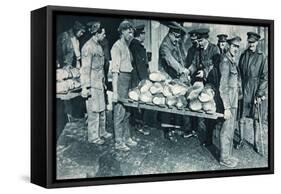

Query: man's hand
[
  {"left": 224, "top": 109, "right": 232, "bottom": 120},
  {"left": 196, "top": 70, "right": 204, "bottom": 78},
  {"left": 254, "top": 96, "right": 266, "bottom": 104},
  {"left": 182, "top": 68, "right": 190, "bottom": 76},
  {"left": 81, "top": 88, "right": 90, "bottom": 98},
  {"left": 179, "top": 74, "right": 190, "bottom": 83}
]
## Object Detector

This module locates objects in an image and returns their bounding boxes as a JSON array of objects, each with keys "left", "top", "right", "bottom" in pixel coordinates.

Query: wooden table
[
  {"left": 119, "top": 99, "right": 224, "bottom": 120},
  {"left": 56, "top": 88, "right": 82, "bottom": 100}
]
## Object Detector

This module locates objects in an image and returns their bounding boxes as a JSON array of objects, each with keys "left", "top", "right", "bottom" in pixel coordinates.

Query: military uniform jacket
[
  {"left": 81, "top": 38, "right": 106, "bottom": 112},
  {"left": 238, "top": 49, "right": 268, "bottom": 118},
  {"left": 219, "top": 52, "right": 242, "bottom": 110},
  {"left": 188, "top": 42, "right": 220, "bottom": 84},
  {"left": 158, "top": 35, "right": 185, "bottom": 79},
  {"left": 129, "top": 38, "right": 149, "bottom": 88}
]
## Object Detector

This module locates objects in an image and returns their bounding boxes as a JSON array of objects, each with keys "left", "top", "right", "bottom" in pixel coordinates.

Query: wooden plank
[
  {"left": 56, "top": 91, "right": 81, "bottom": 100},
  {"left": 119, "top": 99, "right": 224, "bottom": 119}
]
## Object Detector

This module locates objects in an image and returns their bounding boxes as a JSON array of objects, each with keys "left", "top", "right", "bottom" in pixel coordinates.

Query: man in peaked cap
[
  {"left": 219, "top": 36, "right": 242, "bottom": 168},
  {"left": 187, "top": 28, "right": 220, "bottom": 84},
  {"left": 185, "top": 29, "right": 199, "bottom": 68},
  {"left": 129, "top": 24, "right": 151, "bottom": 136},
  {"left": 217, "top": 34, "right": 228, "bottom": 54},
  {"left": 186, "top": 28, "right": 221, "bottom": 146},
  {"left": 236, "top": 32, "right": 267, "bottom": 155},
  {"left": 180, "top": 29, "right": 200, "bottom": 139},
  {"left": 129, "top": 24, "right": 149, "bottom": 88},
  {"left": 247, "top": 31, "right": 261, "bottom": 43},
  {"left": 189, "top": 29, "right": 198, "bottom": 44}
]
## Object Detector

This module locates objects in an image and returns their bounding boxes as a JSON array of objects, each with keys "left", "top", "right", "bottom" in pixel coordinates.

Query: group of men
[
  {"left": 158, "top": 23, "right": 267, "bottom": 168},
  {"left": 56, "top": 20, "right": 148, "bottom": 151},
  {"left": 56, "top": 19, "right": 267, "bottom": 168}
]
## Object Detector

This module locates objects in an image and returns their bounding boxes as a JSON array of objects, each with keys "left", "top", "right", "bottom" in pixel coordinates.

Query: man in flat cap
[
  {"left": 186, "top": 28, "right": 221, "bottom": 146},
  {"left": 129, "top": 24, "right": 151, "bottom": 135},
  {"left": 111, "top": 20, "right": 138, "bottom": 151},
  {"left": 158, "top": 23, "right": 191, "bottom": 141},
  {"left": 236, "top": 32, "right": 268, "bottom": 155},
  {"left": 219, "top": 36, "right": 242, "bottom": 167},
  {"left": 80, "top": 21, "right": 112, "bottom": 145},
  {"left": 217, "top": 34, "right": 228, "bottom": 54}
]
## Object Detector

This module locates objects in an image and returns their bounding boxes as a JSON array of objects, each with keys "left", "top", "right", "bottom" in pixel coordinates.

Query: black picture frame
[{"left": 31, "top": 5, "right": 274, "bottom": 188}]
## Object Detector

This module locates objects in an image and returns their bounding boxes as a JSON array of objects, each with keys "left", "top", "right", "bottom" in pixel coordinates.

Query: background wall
[{"left": 0, "top": 0, "right": 279, "bottom": 193}]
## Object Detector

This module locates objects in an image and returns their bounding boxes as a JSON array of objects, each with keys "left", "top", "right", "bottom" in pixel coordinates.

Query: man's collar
[
  {"left": 135, "top": 37, "right": 144, "bottom": 45},
  {"left": 247, "top": 47, "right": 263, "bottom": 54},
  {"left": 120, "top": 37, "right": 129, "bottom": 46},
  {"left": 203, "top": 41, "right": 209, "bottom": 50}
]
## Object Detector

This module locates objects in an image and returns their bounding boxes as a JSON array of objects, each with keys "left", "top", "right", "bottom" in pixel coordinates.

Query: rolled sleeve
[{"left": 110, "top": 44, "right": 121, "bottom": 73}]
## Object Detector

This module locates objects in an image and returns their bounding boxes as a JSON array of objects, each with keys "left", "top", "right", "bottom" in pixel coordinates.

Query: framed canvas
[{"left": 31, "top": 5, "right": 274, "bottom": 188}]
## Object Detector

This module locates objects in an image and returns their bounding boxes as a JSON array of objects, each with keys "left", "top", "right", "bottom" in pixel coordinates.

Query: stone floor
[{"left": 56, "top": 113, "right": 268, "bottom": 180}]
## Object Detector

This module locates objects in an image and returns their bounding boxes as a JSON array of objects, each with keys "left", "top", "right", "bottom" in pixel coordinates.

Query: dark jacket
[
  {"left": 129, "top": 38, "right": 149, "bottom": 88},
  {"left": 158, "top": 35, "right": 185, "bottom": 79},
  {"left": 185, "top": 45, "right": 198, "bottom": 68},
  {"left": 188, "top": 42, "right": 221, "bottom": 86},
  {"left": 238, "top": 48, "right": 268, "bottom": 118}
]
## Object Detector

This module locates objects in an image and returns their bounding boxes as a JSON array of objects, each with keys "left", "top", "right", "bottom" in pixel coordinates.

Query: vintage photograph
[{"left": 55, "top": 14, "right": 269, "bottom": 180}]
